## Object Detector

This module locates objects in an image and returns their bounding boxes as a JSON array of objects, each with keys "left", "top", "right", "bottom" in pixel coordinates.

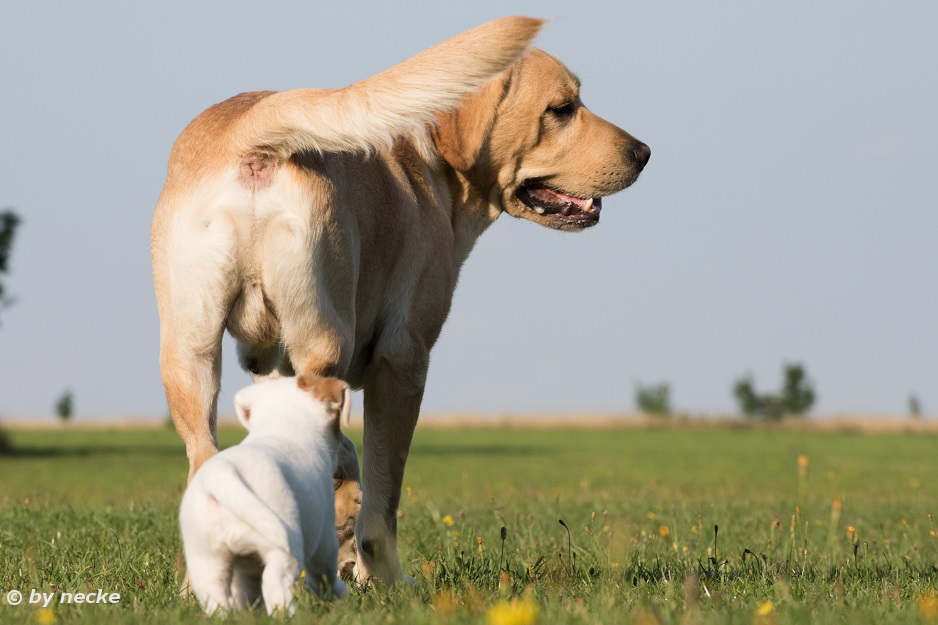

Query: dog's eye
[{"left": 546, "top": 102, "right": 576, "bottom": 118}]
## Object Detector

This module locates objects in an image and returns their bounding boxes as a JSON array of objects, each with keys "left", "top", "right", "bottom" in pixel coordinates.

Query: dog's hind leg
[
  {"left": 185, "top": 551, "right": 233, "bottom": 614},
  {"left": 260, "top": 550, "right": 300, "bottom": 616},
  {"left": 153, "top": 192, "right": 240, "bottom": 481}
]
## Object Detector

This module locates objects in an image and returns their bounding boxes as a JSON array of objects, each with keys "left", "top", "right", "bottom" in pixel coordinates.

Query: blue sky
[{"left": 0, "top": 1, "right": 935, "bottom": 419}]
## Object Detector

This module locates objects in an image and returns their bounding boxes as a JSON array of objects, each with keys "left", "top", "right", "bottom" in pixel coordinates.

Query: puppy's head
[
  {"left": 433, "top": 48, "right": 650, "bottom": 232},
  {"left": 232, "top": 375, "right": 351, "bottom": 440},
  {"left": 296, "top": 374, "right": 352, "bottom": 437}
]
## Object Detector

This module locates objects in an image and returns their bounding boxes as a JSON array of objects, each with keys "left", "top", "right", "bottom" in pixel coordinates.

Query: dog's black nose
[{"left": 631, "top": 141, "right": 651, "bottom": 168}]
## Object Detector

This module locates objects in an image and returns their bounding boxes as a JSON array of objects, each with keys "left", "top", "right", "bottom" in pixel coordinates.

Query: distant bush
[
  {"left": 635, "top": 382, "right": 671, "bottom": 418},
  {"left": 733, "top": 364, "right": 815, "bottom": 420},
  {"left": 55, "top": 390, "right": 74, "bottom": 422}
]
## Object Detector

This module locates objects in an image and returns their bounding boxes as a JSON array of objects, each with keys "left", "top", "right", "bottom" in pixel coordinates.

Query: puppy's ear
[
  {"left": 297, "top": 375, "right": 352, "bottom": 429},
  {"left": 432, "top": 71, "right": 511, "bottom": 171},
  {"left": 233, "top": 384, "right": 264, "bottom": 431}
]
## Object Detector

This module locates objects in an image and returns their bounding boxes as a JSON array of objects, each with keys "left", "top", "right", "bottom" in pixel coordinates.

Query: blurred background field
[{"left": 2, "top": 424, "right": 936, "bottom": 624}]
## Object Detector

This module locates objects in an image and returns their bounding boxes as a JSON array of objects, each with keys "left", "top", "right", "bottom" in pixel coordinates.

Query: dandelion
[
  {"left": 35, "top": 609, "right": 56, "bottom": 625},
  {"left": 682, "top": 545, "right": 688, "bottom": 553},
  {"left": 756, "top": 601, "right": 774, "bottom": 616},
  {"left": 920, "top": 591, "right": 938, "bottom": 618},
  {"left": 659, "top": 526, "right": 670, "bottom": 539},
  {"left": 487, "top": 597, "right": 538, "bottom": 625},
  {"left": 442, "top": 515, "right": 454, "bottom": 527}
]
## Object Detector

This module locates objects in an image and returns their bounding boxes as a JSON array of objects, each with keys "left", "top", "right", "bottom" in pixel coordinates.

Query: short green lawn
[{"left": 1, "top": 425, "right": 936, "bottom": 624}]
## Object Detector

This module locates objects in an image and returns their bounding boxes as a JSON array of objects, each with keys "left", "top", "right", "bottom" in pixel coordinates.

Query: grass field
[{"left": 1, "top": 425, "right": 937, "bottom": 624}]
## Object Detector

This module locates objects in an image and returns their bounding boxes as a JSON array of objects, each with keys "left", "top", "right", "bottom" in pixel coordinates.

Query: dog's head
[
  {"left": 233, "top": 375, "right": 351, "bottom": 441},
  {"left": 433, "top": 48, "right": 650, "bottom": 232}
]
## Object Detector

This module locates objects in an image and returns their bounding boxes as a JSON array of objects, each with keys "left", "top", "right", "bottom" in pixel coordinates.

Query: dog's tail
[
  {"left": 201, "top": 464, "right": 297, "bottom": 556},
  {"left": 232, "top": 16, "right": 544, "bottom": 157}
]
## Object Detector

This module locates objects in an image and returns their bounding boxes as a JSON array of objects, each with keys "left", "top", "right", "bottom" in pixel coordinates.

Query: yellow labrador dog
[{"left": 151, "top": 16, "right": 649, "bottom": 585}]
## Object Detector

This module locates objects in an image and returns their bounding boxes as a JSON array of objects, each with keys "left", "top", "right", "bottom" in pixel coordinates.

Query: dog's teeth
[
  {"left": 582, "top": 197, "right": 593, "bottom": 211},
  {"left": 534, "top": 206, "right": 545, "bottom": 214}
]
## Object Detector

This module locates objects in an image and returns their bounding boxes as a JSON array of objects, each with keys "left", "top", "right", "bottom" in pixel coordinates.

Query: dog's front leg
[{"left": 353, "top": 351, "right": 427, "bottom": 586}]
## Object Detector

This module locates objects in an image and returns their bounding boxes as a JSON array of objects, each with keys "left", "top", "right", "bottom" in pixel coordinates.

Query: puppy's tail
[
  {"left": 202, "top": 465, "right": 297, "bottom": 556},
  {"left": 232, "top": 16, "right": 544, "bottom": 157}
]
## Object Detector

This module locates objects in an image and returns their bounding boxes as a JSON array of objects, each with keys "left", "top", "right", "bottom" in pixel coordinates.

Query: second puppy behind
[{"left": 180, "top": 375, "right": 354, "bottom": 615}]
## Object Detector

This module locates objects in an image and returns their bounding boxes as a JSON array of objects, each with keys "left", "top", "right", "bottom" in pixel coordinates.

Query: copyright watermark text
[{"left": 5, "top": 589, "right": 121, "bottom": 607}]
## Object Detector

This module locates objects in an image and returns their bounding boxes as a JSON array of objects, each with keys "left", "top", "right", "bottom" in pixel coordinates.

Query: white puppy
[{"left": 179, "top": 374, "right": 352, "bottom": 615}]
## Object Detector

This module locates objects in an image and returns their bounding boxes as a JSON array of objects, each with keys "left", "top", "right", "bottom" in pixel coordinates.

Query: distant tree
[
  {"left": 635, "top": 381, "right": 671, "bottom": 418},
  {"left": 734, "top": 364, "right": 815, "bottom": 420},
  {"left": 55, "top": 390, "right": 74, "bottom": 422},
  {"left": 0, "top": 209, "right": 21, "bottom": 316},
  {"left": 0, "top": 209, "right": 20, "bottom": 450},
  {"left": 780, "top": 364, "right": 815, "bottom": 415},
  {"left": 909, "top": 394, "right": 922, "bottom": 419}
]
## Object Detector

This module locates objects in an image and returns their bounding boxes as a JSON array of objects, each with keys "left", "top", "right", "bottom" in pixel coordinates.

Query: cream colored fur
[{"left": 179, "top": 375, "right": 352, "bottom": 615}]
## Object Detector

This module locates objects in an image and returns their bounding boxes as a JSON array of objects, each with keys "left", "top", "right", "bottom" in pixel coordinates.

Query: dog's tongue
[{"left": 531, "top": 186, "right": 594, "bottom": 209}]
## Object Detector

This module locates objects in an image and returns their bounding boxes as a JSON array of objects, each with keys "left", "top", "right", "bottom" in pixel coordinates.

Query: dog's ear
[
  {"left": 432, "top": 71, "right": 511, "bottom": 171},
  {"left": 297, "top": 375, "right": 351, "bottom": 429},
  {"left": 233, "top": 384, "right": 264, "bottom": 431}
]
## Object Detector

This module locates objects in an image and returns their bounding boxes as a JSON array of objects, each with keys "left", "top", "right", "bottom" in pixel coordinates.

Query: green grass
[{"left": 1, "top": 425, "right": 937, "bottom": 624}]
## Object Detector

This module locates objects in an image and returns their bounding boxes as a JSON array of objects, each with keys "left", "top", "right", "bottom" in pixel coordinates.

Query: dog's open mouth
[{"left": 516, "top": 182, "right": 602, "bottom": 226}]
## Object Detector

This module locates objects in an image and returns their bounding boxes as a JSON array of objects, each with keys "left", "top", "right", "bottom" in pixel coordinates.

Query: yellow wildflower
[
  {"left": 487, "top": 597, "right": 538, "bottom": 625},
  {"left": 659, "top": 526, "right": 669, "bottom": 539},
  {"left": 442, "top": 515, "right": 454, "bottom": 527},
  {"left": 36, "top": 609, "right": 56, "bottom": 625},
  {"left": 756, "top": 601, "right": 774, "bottom": 616},
  {"left": 920, "top": 591, "right": 938, "bottom": 618}
]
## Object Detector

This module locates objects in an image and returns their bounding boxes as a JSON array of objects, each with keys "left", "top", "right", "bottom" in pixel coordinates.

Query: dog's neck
[
  {"left": 246, "top": 419, "right": 334, "bottom": 456},
  {"left": 439, "top": 166, "right": 504, "bottom": 267}
]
